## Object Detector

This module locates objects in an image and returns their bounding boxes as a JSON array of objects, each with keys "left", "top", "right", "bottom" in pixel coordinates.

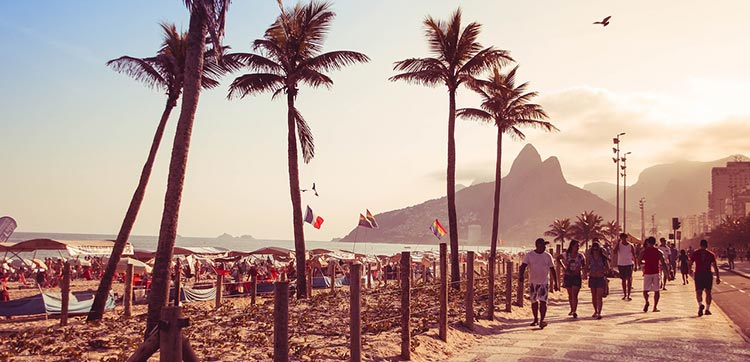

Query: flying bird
[
  {"left": 593, "top": 16, "right": 611, "bottom": 27},
  {"left": 301, "top": 182, "right": 319, "bottom": 197}
]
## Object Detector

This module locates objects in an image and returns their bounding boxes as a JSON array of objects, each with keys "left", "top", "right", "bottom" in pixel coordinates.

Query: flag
[
  {"left": 430, "top": 219, "right": 447, "bottom": 240},
  {"left": 0, "top": 216, "right": 17, "bottom": 243},
  {"left": 366, "top": 209, "right": 378, "bottom": 228},
  {"left": 304, "top": 206, "right": 324, "bottom": 229},
  {"left": 358, "top": 213, "right": 373, "bottom": 228}
]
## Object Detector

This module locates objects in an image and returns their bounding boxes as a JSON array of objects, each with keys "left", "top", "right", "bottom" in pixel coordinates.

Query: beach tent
[
  {"left": 173, "top": 246, "right": 229, "bottom": 256},
  {"left": 0, "top": 239, "right": 134, "bottom": 258},
  {"left": 249, "top": 246, "right": 294, "bottom": 259}
]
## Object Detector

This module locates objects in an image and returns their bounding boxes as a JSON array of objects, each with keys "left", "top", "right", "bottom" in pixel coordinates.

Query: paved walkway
[{"left": 451, "top": 274, "right": 750, "bottom": 362}]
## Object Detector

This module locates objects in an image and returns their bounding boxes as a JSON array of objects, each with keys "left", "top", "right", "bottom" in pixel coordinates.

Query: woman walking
[
  {"left": 586, "top": 242, "right": 610, "bottom": 319},
  {"left": 679, "top": 249, "right": 690, "bottom": 285},
  {"left": 560, "top": 240, "right": 586, "bottom": 318}
]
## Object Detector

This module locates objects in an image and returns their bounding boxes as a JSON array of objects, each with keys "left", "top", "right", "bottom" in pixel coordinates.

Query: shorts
[
  {"left": 589, "top": 276, "right": 606, "bottom": 289},
  {"left": 618, "top": 265, "right": 633, "bottom": 279},
  {"left": 680, "top": 265, "right": 689, "bottom": 274},
  {"left": 643, "top": 274, "right": 660, "bottom": 292},
  {"left": 695, "top": 272, "right": 713, "bottom": 291},
  {"left": 529, "top": 283, "right": 549, "bottom": 303},
  {"left": 563, "top": 274, "right": 582, "bottom": 288}
]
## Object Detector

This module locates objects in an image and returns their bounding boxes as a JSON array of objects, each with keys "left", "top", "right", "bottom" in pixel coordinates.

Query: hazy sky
[{"left": 1, "top": 1, "right": 749, "bottom": 241}]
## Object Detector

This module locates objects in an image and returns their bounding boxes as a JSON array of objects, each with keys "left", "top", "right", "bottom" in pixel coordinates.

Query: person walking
[
  {"left": 691, "top": 239, "right": 721, "bottom": 316},
  {"left": 639, "top": 237, "right": 668, "bottom": 313},
  {"left": 658, "top": 238, "right": 671, "bottom": 290},
  {"left": 678, "top": 249, "right": 690, "bottom": 285},
  {"left": 586, "top": 242, "right": 610, "bottom": 319},
  {"left": 669, "top": 243, "right": 678, "bottom": 281},
  {"left": 519, "top": 238, "right": 559, "bottom": 329},
  {"left": 612, "top": 233, "right": 635, "bottom": 301},
  {"left": 560, "top": 239, "right": 586, "bottom": 318},
  {"left": 726, "top": 244, "right": 737, "bottom": 270}
]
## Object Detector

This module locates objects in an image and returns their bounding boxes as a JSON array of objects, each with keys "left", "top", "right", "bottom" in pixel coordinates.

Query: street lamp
[
  {"left": 639, "top": 197, "right": 646, "bottom": 242},
  {"left": 621, "top": 151, "right": 631, "bottom": 234},
  {"left": 612, "top": 133, "right": 626, "bottom": 228}
]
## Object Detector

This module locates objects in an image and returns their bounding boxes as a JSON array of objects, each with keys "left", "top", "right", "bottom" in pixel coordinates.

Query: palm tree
[
  {"left": 545, "top": 218, "right": 574, "bottom": 251},
  {"left": 571, "top": 211, "right": 605, "bottom": 250},
  {"left": 603, "top": 220, "right": 621, "bottom": 245},
  {"left": 87, "top": 23, "right": 223, "bottom": 322},
  {"left": 457, "top": 65, "right": 555, "bottom": 318},
  {"left": 390, "top": 8, "right": 512, "bottom": 287},
  {"left": 226, "top": 1, "right": 368, "bottom": 299},
  {"left": 145, "top": 0, "right": 231, "bottom": 335}
]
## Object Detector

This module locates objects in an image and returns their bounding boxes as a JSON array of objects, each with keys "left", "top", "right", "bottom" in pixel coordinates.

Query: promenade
[{"left": 451, "top": 273, "right": 750, "bottom": 362}]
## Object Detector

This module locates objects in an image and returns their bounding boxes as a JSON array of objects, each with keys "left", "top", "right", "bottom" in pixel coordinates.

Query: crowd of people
[{"left": 520, "top": 234, "right": 726, "bottom": 329}]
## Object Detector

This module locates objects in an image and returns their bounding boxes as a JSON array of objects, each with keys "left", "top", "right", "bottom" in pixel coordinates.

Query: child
[{"left": 679, "top": 249, "right": 690, "bottom": 285}]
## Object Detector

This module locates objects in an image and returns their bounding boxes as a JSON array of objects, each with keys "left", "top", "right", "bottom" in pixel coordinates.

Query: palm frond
[
  {"left": 292, "top": 106, "right": 315, "bottom": 163},
  {"left": 388, "top": 69, "right": 444, "bottom": 86},
  {"left": 458, "top": 47, "right": 513, "bottom": 78},
  {"left": 106, "top": 56, "right": 168, "bottom": 91},
  {"left": 227, "top": 73, "right": 285, "bottom": 99},
  {"left": 456, "top": 108, "right": 493, "bottom": 124},
  {"left": 423, "top": 16, "right": 448, "bottom": 60},
  {"left": 392, "top": 57, "right": 447, "bottom": 74},
  {"left": 302, "top": 51, "right": 370, "bottom": 72},
  {"left": 454, "top": 21, "right": 483, "bottom": 66},
  {"left": 223, "top": 52, "right": 283, "bottom": 73},
  {"left": 297, "top": 68, "right": 333, "bottom": 89}
]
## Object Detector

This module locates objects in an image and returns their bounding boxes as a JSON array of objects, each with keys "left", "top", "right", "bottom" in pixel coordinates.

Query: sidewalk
[{"left": 450, "top": 274, "right": 750, "bottom": 362}]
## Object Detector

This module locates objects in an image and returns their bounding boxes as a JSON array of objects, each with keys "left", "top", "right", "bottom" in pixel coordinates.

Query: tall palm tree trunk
[
  {"left": 87, "top": 96, "right": 178, "bottom": 322},
  {"left": 447, "top": 87, "right": 460, "bottom": 289},
  {"left": 487, "top": 130, "right": 503, "bottom": 319},
  {"left": 287, "top": 90, "right": 307, "bottom": 299},
  {"left": 145, "top": 11, "right": 207, "bottom": 336}
]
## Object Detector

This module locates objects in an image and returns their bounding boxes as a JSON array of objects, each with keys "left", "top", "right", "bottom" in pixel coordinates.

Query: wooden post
[
  {"left": 421, "top": 264, "right": 427, "bottom": 284},
  {"left": 400, "top": 251, "right": 411, "bottom": 361},
  {"left": 250, "top": 274, "right": 257, "bottom": 306},
  {"left": 274, "top": 280, "right": 290, "bottom": 362},
  {"left": 462, "top": 262, "right": 466, "bottom": 279},
  {"left": 215, "top": 273, "right": 223, "bottom": 309},
  {"left": 488, "top": 254, "right": 495, "bottom": 320},
  {"left": 124, "top": 263, "right": 134, "bottom": 317},
  {"left": 60, "top": 261, "right": 70, "bottom": 326},
  {"left": 159, "top": 306, "right": 182, "bottom": 362},
  {"left": 439, "top": 243, "right": 448, "bottom": 341},
  {"left": 329, "top": 263, "right": 336, "bottom": 293},
  {"left": 516, "top": 262, "right": 524, "bottom": 307},
  {"left": 396, "top": 264, "right": 400, "bottom": 287},
  {"left": 173, "top": 259, "right": 181, "bottom": 306},
  {"left": 505, "top": 261, "right": 513, "bottom": 312},
  {"left": 306, "top": 266, "right": 313, "bottom": 298},
  {"left": 465, "top": 252, "right": 474, "bottom": 330},
  {"left": 432, "top": 261, "right": 437, "bottom": 284},
  {"left": 350, "top": 263, "right": 362, "bottom": 362},
  {"left": 367, "top": 263, "right": 372, "bottom": 289}
]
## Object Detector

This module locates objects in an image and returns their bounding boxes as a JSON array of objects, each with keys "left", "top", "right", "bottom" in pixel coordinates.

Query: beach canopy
[
  {"left": 173, "top": 246, "right": 229, "bottom": 256},
  {"left": 103, "top": 257, "right": 152, "bottom": 273},
  {"left": 0, "top": 239, "right": 134, "bottom": 257},
  {"left": 249, "top": 246, "right": 294, "bottom": 259}
]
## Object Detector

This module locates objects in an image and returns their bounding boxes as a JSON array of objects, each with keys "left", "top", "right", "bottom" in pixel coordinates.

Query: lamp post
[
  {"left": 621, "top": 151, "right": 631, "bottom": 234},
  {"left": 639, "top": 197, "right": 646, "bottom": 242},
  {"left": 612, "top": 133, "right": 626, "bottom": 229}
]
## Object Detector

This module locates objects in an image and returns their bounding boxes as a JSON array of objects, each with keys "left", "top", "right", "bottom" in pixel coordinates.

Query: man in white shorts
[
  {"left": 639, "top": 237, "right": 668, "bottom": 312},
  {"left": 613, "top": 233, "right": 635, "bottom": 300},
  {"left": 520, "top": 238, "right": 558, "bottom": 329}
]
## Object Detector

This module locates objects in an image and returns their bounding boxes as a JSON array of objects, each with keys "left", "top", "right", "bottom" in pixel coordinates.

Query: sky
[{"left": 1, "top": 1, "right": 749, "bottom": 241}]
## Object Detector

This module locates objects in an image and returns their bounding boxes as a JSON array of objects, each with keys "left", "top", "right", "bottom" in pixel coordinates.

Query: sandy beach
[{"left": 0, "top": 274, "right": 535, "bottom": 361}]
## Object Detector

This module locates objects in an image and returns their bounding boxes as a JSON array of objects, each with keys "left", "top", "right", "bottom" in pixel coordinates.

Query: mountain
[
  {"left": 340, "top": 144, "right": 617, "bottom": 246},
  {"left": 583, "top": 182, "right": 616, "bottom": 201},
  {"left": 622, "top": 156, "right": 743, "bottom": 227}
]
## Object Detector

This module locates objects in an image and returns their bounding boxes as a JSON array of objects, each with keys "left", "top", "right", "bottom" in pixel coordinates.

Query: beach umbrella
[{"left": 103, "top": 257, "right": 152, "bottom": 273}]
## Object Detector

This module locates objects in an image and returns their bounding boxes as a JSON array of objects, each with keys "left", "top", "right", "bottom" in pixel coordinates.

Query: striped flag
[
  {"left": 304, "top": 206, "right": 324, "bottom": 229},
  {"left": 430, "top": 219, "right": 447, "bottom": 240},
  {"left": 358, "top": 213, "right": 373, "bottom": 228},
  {"left": 366, "top": 209, "right": 378, "bottom": 228}
]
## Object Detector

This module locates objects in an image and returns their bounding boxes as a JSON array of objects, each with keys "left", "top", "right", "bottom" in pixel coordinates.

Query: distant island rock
[{"left": 216, "top": 233, "right": 255, "bottom": 240}]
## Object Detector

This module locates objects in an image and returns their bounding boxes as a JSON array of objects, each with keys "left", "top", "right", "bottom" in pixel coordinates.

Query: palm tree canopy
[
  {"left": 226, "top": 1, "right": 369, "bottom": 162},
  {"left": 106, "top": 22, "right": 224, "bottom": 99},
  {"left": 545, "top": 218, "right": 573, "bottom": 244},
  {"left": 389, "top": 8, "right": 512, "bottom": 89},
  {"left": 572, "top": 211, "right": 605, "bottom": 243},
  {"left": 457, "top": 66, "right": 557, "bottom": 139}
]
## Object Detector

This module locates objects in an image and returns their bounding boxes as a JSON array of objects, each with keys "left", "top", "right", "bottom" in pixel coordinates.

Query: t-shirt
[
  {"left": 691, "top": 249, "right": 717, "bottom": 274},
  {"left": 564, "top": 252, "right": 585, "bottom": 275},
  {"left": 615, "top": 242, "right": 634, "bottom": 266},
  {"left": 522, "top": 250, "right": 554, "bottom": 285},
  {"left": 641, "top": 247, "right": 663, "bottom": 275}
]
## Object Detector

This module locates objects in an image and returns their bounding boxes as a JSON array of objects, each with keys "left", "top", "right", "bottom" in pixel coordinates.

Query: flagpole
[{"left": 352, "top": 226, "right": 360, "bottom": 253}]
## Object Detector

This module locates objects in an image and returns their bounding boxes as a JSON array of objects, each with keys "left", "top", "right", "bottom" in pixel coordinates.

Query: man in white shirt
[
  {"left": 612, "top": 233, "right": 635, "bottom": 300},
  {"left": 520, "top": 238, "right": 558, "bottom": 329},
  {"left": 659, "top": 238, "right": 671, "bottom": 290}
]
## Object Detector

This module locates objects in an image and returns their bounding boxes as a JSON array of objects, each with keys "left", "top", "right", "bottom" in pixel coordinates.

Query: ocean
[{"left": 4, "top": 232, "right": 526, "bottom": 259}]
